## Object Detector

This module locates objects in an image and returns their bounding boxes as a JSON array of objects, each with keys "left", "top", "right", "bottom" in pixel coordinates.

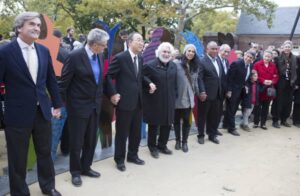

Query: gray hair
[
  {"left": 87, "top": 28, "right": 109, "bottom": 46},
  {"left": 245, "top": 50, "right": 256, "bottom": 58},
  {"left": 219, "top": 44, "right": 231, "bottom": 52},
  {"left": 282, "top": 40, "right": 293, "bottom": 48},
  {"left": 155, "top": 42, "right": 175, "bottom": 57},
  {"left": 14, "top": 12, "right": 40, "bottom": 36},
  {"left": 127, "top": 32, "right": 139, "bottom": 42},
  {"left": 263, "top": 50, "right": 273, "bottom": 57}
]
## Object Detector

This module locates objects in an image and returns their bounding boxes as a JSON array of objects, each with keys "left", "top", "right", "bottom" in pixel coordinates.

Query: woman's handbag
[{"left": 267, "top": 86, "right": 276, "bottom": 97}]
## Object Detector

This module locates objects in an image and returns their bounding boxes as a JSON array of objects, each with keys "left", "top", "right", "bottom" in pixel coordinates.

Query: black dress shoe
[
  {"left": 228, "top": 130, "right": 240, "bottom": 136},
  {"left": 182, "top": 143, "right": 188, "bottom": 152},
  {"left": 127, "top": 157, "right": 145, "bottom": 165},
  {"left": 216, "top": 131, "right": 223, "bottom": 136},
  {"left": 43, "top": 189, "right": 62, "bottom": 196},
  {"left": 71, "top": 176, "right": 82, "bottom": 187},
  {"left": 260, "top": 125, "right": 268, "bottom": 130},
  {"left": 175, "top": 141, "right": 181, "bottom": 150},
  {"left": 198, "top": 137, "right": 204, "bottom": 144},
  {"left": 272, "top": 121, "right": 280, "bottom": 128},
  {"left": 208, "top": 137, "right": 220, "bottom": 144},
  {"left": 281, "top": 121, "right": 291, "bottom": 127},
  {"left": 81, "top": 169, "right": 101, "bottom": 178},
  {"left": 150, "top": 149, "right": 159, "bottom": 158},
  {"left": 294, "top": 123, "right": 300, "bottom": 128},
  {"left": 116, "top": 163, "right": 126, "bottom": 172},
  {"left": 158, "top": 147, "right": 173, "bottom": 155}
]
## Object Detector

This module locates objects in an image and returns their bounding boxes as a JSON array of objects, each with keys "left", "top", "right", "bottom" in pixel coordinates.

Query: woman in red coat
[{"left": 253, "top": 50, "right": 279, "bottom": 129}]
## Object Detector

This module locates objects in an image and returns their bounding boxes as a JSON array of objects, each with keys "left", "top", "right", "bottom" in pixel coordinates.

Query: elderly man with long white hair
[{"left": 143, "top": 42, "right": 177, "bottom": 158}]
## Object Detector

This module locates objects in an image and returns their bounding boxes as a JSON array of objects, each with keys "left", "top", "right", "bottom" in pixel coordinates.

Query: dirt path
[{"left": 27, "top": 124, "right": 300, "bottom": 196}]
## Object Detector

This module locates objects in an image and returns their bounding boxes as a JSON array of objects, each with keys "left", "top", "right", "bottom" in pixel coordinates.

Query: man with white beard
[{"left": 143, "top": 42, "right": 177, "bottom": 158}]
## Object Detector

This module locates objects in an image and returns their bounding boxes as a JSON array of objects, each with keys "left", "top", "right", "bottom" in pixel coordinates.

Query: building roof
[{"left": 236, "top": 7, "right": 300, "bottom": 35}]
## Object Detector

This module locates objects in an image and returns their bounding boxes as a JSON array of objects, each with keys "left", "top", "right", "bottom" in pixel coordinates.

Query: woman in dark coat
[
  {"left": 253, "top": 50, "right": 279, "bottom": 129},
  {"left": 173, "top": 44, "right": 199, "bottom": 152},
  {"left": 271, "top": 40, "right": 298, "bottom": 128},
  {"left": 292, "top": 56, "right": 300, "bottom": 127},
  {"left": 143, "top": 42, "right": 177, "bottom": 158}
]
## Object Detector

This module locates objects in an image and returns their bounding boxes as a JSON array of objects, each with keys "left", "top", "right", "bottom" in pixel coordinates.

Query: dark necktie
[
  {"left": 133, "top": 56, "right": 138, "bottom": 76},
  {"left": 92, "top": 54, "right": 97, "bottom": 61}
]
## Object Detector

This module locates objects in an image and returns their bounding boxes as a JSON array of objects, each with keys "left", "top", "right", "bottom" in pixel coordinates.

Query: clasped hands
[{"left": 51, "top": 108, "right": 61, "bottom": 119}]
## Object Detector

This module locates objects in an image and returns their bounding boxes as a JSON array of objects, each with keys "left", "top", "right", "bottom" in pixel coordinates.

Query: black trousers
[
  {"left": 197, "top": 99, "right": 220, "bottom": 138},
  {"left": 253, "top": 100, "right": 271, "bottom": 126},
  {"left": 148, "top": 124, "right": 171, "bottom": 150},
  {"left": 271, "top": 79, "right": 293, "bottom": 123},
  {"left": 293, "top": 103, "right": 300, "bottom": 124},
  {"left": 5, "top": 106, "right": 55, "bottom": 196},
  {"left": 114, "top": 106, "right": 142, "bottom": 164},
  {"left": 68, "top": 110, "right": 99, "bottom": 176},
  {"left": 60, "top": 117, "right": 69, "bottom": 154},
  {"left": 174, "top": 108, "right": 191, "bottom": 143},
  {"left": 225, "top": 90, "right": 243, "bottom": 131}
]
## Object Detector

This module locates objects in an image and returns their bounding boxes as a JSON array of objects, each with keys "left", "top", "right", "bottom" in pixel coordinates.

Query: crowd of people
[{"left": 0, "top": 11, "right": 300, "bottom": 196}]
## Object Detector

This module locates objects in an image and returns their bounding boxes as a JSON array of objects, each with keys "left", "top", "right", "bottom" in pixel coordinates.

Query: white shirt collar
[
  {"left": 17, "top": 37, "right": 35, "bottom": 50},
  {"left": 207, "top": 54, "right": 216, "bottom": 62},
  {"left": 85, "top": 45, "right": 94, "bottom": 59},
  {"left": 128, "top": 49, "right": 137, "bottom": 60},
  {"left": 218, "top": 54, "right": 224, "bottom": 62}
]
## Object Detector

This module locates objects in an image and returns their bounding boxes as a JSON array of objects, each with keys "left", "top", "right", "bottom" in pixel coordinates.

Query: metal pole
[{"left": 289, "top": 7, "right": 300, "bottom": 41}]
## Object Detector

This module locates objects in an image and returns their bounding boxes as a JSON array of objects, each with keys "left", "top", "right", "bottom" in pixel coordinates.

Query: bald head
[{"left": 206, "top": 41, "right": 218, "bottom": 58}]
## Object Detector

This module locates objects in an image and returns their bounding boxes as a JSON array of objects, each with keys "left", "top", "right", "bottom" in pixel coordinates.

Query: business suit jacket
[
  {"left": 105, "top": 50, "right": 143, "bottom": 163},
  {"left": 105, "top": 50, "right": 143, "bottom": 111},
  {"left": 59, "top": 47, "right": 104, "bottom": 117},
  {"left": 0, "top": 40, "right": 62, "bottom": 128},
  {"left": 198, "top": 54, "right": 222, "bottom": 100},
  {"left": 197, "top": 54, "right": 222, "bottom": 138},
  {"left": 217, "top": 55, "right": 229, "bottom": 97},
  {"left": 227, "top": 59, "right": 251, "bottom": 95}
]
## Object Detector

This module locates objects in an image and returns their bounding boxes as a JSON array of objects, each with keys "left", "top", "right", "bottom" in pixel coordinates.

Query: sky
[{"left": 272, "top": 0, "right": 300, "bottom": 7}]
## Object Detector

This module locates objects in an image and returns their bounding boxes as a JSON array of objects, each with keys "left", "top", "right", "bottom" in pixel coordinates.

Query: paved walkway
[{"left": 27, "top": 123, "right": 300, "bottom": 196}]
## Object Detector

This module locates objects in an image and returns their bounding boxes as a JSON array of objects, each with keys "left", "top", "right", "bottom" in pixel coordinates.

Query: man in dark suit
[
  {"left": 197, "top": 41, "right": 222, "bottom": 144},
  {"left": 63, "top": 27, "right": 75, "bottom": 50},
  {"left": 216, "top": 44, "right": 231, "bottom": 131},
  {"left": 225, "top": 50, "right": 255, "bottom": 136},
  {"left": 0, "top": 12, "right": 62, "bottom": 196},
  {"left": 59, "top": 28, "right": 109, "bottom": 186},
  {"left": 106, "top": 32, "right": 155, "bottom": 171}
]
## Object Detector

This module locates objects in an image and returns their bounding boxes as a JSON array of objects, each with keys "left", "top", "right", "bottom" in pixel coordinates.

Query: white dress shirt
[{"left": 17, "top": 37, "right": 38, "bottom": 84}]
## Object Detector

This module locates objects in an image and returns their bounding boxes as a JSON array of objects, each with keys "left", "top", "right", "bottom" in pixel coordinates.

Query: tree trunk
[{"left": 174, "top": 6, "right": 186, "bottom": 49}]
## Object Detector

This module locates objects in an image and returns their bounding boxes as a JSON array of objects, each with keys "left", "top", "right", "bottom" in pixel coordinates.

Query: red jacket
[{"left": 253, "top": 60, "right": 279, "bottom": 100}]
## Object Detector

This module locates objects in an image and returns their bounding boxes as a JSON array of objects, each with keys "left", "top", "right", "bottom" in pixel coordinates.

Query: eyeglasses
[
  {"left": 133, "top": 39, "right": 144, "bottom": 43},
  {"left": 96, "top": 42, "right": 107, "bottom": 47}
]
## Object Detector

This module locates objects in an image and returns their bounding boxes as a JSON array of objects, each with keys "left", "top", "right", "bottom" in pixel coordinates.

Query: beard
[{"left": 158, "top": 54, "right": 172, "bottom": 64}]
